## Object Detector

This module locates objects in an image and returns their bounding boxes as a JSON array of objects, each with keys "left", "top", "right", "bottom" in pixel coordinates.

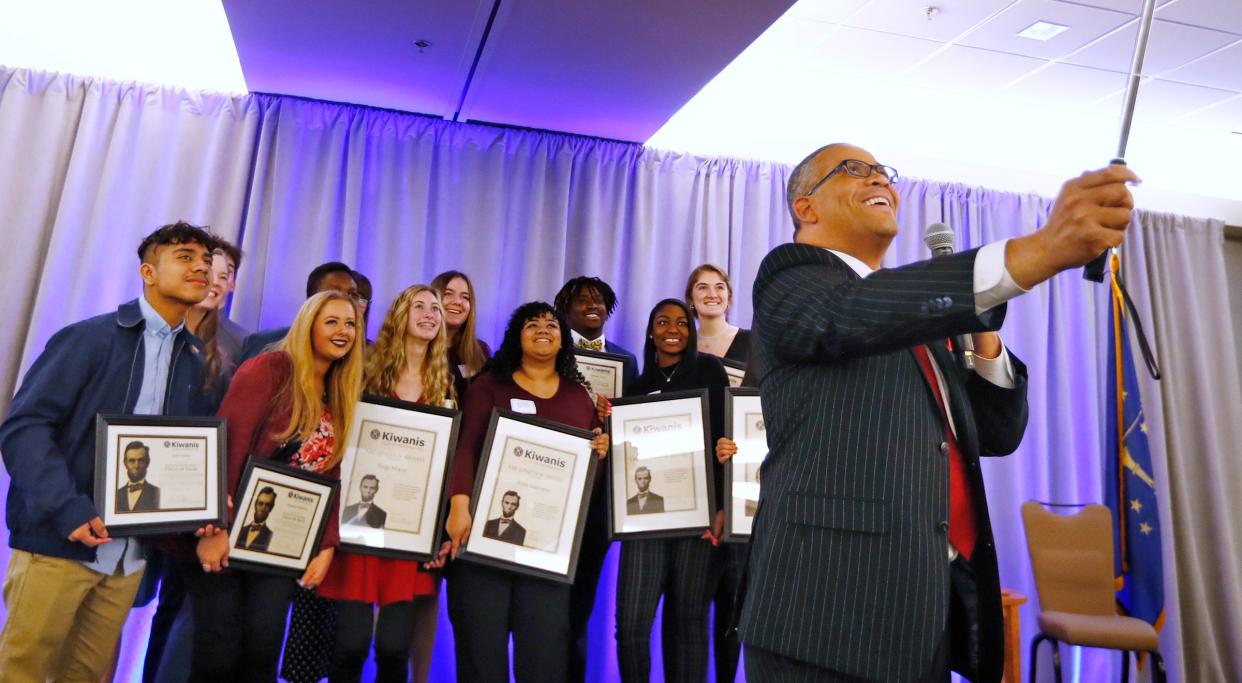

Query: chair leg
[
  {"left": 1149, "top": 650, "right": 1167, "bottom": 683},
  {"left": 1029, "top": 633, "right": 1047, "bottom": 683},
  {"left": 1051, "top": 639, "right": 1063, "bottom": 683},
  {"left": 1121, "top": 650, "right": 1130, "bottom": 683}
]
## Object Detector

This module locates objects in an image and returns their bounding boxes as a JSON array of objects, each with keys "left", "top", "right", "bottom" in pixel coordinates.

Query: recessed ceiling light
[{"left": 1017, "top": 20, "right": 1069, "bottom": 41}]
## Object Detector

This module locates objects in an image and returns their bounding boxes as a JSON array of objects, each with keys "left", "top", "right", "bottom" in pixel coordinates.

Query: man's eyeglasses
[{"left": 805, "top": 159, "right": 899, "bottom": 197}]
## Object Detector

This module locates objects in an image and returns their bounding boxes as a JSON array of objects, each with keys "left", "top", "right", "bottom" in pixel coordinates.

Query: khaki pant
[{"left": 0, "top": 549, "right": 143, "bottom": 682}]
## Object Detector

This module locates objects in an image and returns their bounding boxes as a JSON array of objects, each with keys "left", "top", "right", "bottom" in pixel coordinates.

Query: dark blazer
[
  {"left": 235, "top": 524, "right": 273, "bottom": 552},
  {"left": 482, "top": 517, "right": 526, "bottom": 545},
  {"left": 0, "top": 299, "right": 207, "bottom": 562},
  {"left": 738, "top": 244, "right": 1028, "bottom": 683},
  {"left": 605, "top": 339, "right": 639, "bottom": 392},
  {"left": 626, "top": 491, "right": 665, "bottom": 515},
  {"left": 116, "top": 482, "right": 161, "bottom": 512},
  {"left": 341, "top": 502, "right": 387, "bottom": 529},
  {"left": 238, "top": 327, "right": 288, "bottom": 365}
]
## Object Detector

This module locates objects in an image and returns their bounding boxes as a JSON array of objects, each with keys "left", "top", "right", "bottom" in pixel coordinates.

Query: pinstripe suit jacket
[{"left": 738, "top": 243, "right": 1028, "bottom": 682}]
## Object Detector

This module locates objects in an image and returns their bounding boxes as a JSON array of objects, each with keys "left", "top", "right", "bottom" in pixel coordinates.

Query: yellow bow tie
[{"left": 578, "top": 338, "right": 604, "bottom": 351}]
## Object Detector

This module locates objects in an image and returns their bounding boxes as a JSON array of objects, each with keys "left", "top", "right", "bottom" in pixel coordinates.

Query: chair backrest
[{"left": 1020, "top": 501, "right": 1117, "bottom": 616}]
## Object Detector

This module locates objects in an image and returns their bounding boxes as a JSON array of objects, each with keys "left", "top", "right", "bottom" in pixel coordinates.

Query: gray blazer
[{"left": 738, "top": 243, "right": 1028, "bottom": 683}]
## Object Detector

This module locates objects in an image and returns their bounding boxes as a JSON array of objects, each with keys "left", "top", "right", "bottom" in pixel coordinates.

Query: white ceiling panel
[
  {"left": 1161, "top": 41, "right": 1242, "bottom": 91},
  {"left": 786, "top": 0, "right": 871, "bottom": 24},
  {"left": 1003, "top": 61, "right": 1128, "bottom": 101},
  {"left": 959, "top": 0, "right": 1135, "bottom": 59},
  {"left": 1178, "top": 93, "right": 1242, "bottom": 130},
  {"left": 1068, "top": 0, "right": 1174, "bottom": 13},
  {"left": 906, "top": 44, "right": 1048, "bottom": 92},
  {"left": 1063, "top": 18, "right": 1239, "bottom": 74},
  {"left": 1096, "top": 76, "right": 1238, "bottom": 120},
  {"left": 801, "top": 25, "right": 944, "bottom": 76},
  {"left": 844, "top": 0, "right": 1015, "bottom": 43},
  {"left": 1157, "top": 0, "right": 1242, "bottom": 34}
]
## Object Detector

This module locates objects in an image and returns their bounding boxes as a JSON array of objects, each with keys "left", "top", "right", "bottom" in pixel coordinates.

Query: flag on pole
[{"left": 1103, "top": 254, "right": 1164, "bottom": 629}]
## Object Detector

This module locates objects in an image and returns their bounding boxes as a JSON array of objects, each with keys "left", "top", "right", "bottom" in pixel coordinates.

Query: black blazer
[
  {"left": 341, "top": 502, "right": 387, "bottom": 529},
  {"left": 116, "top": 482, "right": 160, "bottom": 512},
  {"left": 483, "top": 517, "right": 526, "bottom": 545},
  {"left": 235, "top": 524, "right": 273, "bottom": 552},
  {"left": 738, "top": 243, "right": 1028, "bottom": 683},
  {"left": 626, "top": 491, "right": 665, "bottom": 515}
]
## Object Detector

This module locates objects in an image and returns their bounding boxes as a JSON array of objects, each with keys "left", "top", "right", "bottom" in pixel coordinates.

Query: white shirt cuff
[
  {"left": 974, "top": 239, "right": 1029, "bottom": 315},
  {"left": 972, "top": 342, "right": 1015, "bottom": 388}
]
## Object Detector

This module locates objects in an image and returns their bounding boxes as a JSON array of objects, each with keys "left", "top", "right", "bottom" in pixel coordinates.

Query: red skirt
[{"left": 317, "top": 551, "right": 437, "bottom": 606}]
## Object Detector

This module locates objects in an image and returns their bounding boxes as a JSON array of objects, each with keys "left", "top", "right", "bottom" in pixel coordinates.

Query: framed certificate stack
[
  {"left": 460, "top": 410, "right": 598, "bottom": 584},
  {"left": 573, "top": 348, "right": 632, "bottom": 402},
  {"left": 607, "top": 390, "right": 714, "bottom": 539},
  {"left": 721, "top": 359, "right": 747, "bottom": 388},
  {"left": 723, "top": 388, "right": 765, "bottom": 541},
  {"left": 228, "top": 458, "right": 339, "bottom": 577},
  {"left": 94, "top": 415, "right": 227, "bottom": 536},
  {"left": 336, "top": 397, "right": 461, "bottom": 562}
]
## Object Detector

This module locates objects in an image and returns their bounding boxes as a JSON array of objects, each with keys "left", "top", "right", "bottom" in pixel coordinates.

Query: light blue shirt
[{"left": 83, "top": 295, "right": 183, "bottom": 576}]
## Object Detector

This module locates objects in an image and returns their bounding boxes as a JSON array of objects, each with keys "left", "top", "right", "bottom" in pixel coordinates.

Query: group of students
[{"left": 0, "top": 221, "right": 757, "bottom": 683}]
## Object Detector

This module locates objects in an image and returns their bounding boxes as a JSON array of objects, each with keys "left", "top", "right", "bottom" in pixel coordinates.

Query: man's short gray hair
[{"left": 786, "top": 143, "right": 844, "bottom": 233}]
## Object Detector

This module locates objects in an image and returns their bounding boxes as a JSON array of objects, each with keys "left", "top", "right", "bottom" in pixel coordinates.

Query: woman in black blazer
[{"left": 615, "top": 298, "right": 729, "bottom": 682}]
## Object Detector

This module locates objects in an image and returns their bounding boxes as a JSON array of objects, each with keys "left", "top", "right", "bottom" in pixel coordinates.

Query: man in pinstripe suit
[{"left": 739, "top": 143, "right": 1138, "bottom": 682}]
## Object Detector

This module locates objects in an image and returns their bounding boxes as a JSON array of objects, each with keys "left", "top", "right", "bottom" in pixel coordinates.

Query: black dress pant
[
  {"left": 143, "top": 554, "right": 190, "bottom": 683},
  {"left": 446, "top": 560, "right": 571, "bottom": 682},
  {"left": 182, "top": 566, "right": 297, "bottom": 683},
  {"left": 710, "top": 543, "right": 746, "bottom": 683},
  {"left": 569, "top": 484, "right": 612, "bottom": 682},
  {"left": 615, "top": 537, "right": 715, "bottom": 683},
  {"left": 331, "top": 600, "right": 416, "bottom": 683}
]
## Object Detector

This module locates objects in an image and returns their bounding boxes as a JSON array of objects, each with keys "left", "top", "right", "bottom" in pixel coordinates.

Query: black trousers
[
  {"left": 615, "top": 537, "right": 716, "bottom": 683},
  {"left": 182, "top": 567, "right": 297, "bottom": 683},
  {"left": 142, "top": 554, "right": 190, "bottom": 683},
  {"left": 331, "top": 600, "right": 416, "bottom": 683},
  {"left": 569, "top": 486, "right": 612, "bottom": 682},
  {"left": 446, "top": 560, "right": 571, "bottom": 682},
  {"left": 710, "top": 543, "right": 746, "bottom": 683}
]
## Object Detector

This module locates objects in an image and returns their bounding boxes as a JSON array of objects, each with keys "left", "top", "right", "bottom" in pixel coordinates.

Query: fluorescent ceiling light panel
[
  {"left": 1017, "top": 20, "right": 1070, "bottom": 42},
  {"left": 0, "top": 0, "right": 246, "bottom": 93}
]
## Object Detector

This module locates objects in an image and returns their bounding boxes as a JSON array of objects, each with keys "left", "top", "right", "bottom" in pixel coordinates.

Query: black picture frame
[
  {"left": 721, "top": 358, "right": 747, "bottom": 388},
  {"left": 573, "top": 347, "right": 633, "bottom": 400},
  {"left": 94, "top": 414, "right": 228, "bottom": 536},
  {"left": 336, "top": 395, "right": 461, "bottom": 563},
  {"left": 459, "top": 409, "right": 598, "bottom": 584},
  {"left": 606, "top": 389, "right": 716, "bottom": 541},
  {"left": 723, "top": 387, "right": 764, "bottom": 543},
  {"left": 227, "top": 457, "right": 340, "bottom": 578}
]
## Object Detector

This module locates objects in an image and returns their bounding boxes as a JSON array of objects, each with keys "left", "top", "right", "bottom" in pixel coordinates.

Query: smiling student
[
  {"left": 431, "top": 270, "right": 491, "bottom": 379},
  {"left": 615, "top": 298, "right": 729, "bottom": 683},
  {"left": 685, "top": 264, "right": 751, "bottom": 363}
]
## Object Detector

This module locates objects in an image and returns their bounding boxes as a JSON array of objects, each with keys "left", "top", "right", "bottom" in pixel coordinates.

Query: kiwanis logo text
[
  {"left": 512, "top": 445, "right": 568, "bottom": 469},
  {"left": 370, "top": 429, "right": 426, "bottom": 447}
]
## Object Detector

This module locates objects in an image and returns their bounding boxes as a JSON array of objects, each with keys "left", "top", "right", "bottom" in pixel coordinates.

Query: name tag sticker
[{"left": 510, "top": 399, "right": 537, "bottom": 414}]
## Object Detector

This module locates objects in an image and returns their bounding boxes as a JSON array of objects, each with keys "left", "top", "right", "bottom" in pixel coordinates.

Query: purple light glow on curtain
[{"left": 7, "top": 65, "right": 1242, "bottom": 681}]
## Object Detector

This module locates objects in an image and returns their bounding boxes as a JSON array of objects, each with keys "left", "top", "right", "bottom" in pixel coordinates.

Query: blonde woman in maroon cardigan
[{"left": 188, "top": 290, "right": 363, "bottom": 683}]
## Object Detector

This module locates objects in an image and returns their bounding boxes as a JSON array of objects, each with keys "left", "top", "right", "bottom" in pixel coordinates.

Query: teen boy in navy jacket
[{"left": 0, "top": 222, "right": 217, "bottom": 681}]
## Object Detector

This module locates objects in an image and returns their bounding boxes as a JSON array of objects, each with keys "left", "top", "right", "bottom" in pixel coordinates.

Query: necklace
[{"left": 658, "top": 362, "right": 679, "bottom": 383}]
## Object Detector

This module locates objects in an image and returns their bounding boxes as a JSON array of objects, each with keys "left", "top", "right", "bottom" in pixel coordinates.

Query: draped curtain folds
[{"left": 2, "top": 66, "right": 1240, "bottom": 681}]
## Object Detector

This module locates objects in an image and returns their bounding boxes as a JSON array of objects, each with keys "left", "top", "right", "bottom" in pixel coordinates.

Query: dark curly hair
[
  {"left": 136, "top": 221, "right": 217, "bottom": 263},
  {"left": 486, "top": 301, "right": 587, "bottom": 388},
  {"left": 642, "top": 298, "right": 699, "bottom": 370},
  {"left": 553, "top": 276, "right": 619, "bottom": 318}
]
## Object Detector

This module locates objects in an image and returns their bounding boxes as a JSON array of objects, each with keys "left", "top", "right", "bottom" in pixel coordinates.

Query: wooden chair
[{"left": 1020, "top": 501, "right": 1166, "bottom": 683}]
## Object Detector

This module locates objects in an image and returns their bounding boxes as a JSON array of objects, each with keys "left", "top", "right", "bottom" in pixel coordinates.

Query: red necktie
[{"left": 912, "top": 344, "right": 977, "bottom": 561}]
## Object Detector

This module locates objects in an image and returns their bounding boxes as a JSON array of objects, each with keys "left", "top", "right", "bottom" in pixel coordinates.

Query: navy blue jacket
[
  {"left": 606, "top": 339, "right": 639, "bottom": 393},
  {"left": 0, "top": 299, "right": 209, "bottom": 562}
]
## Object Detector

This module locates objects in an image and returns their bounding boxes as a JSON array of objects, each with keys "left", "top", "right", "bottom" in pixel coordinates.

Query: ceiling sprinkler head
[
  {"left": 414, "top": 39, "right": 432, "bottom": 53},
  {"left": 923, "top": 6, "right": 940, "bottom": 20}
]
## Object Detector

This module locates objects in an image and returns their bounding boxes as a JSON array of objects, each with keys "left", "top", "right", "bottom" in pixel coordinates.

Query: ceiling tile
[
  {"left": 1003, "top": 61, "right": 1128, "bottom": 101},
  {"left": 1178, "top": 93, "right": 1242, "bottom": 132},
  {"left": 1063, "top": 18, "right": 1238, "bottom": 74},
  {"left": 844, "top": 0, "right": 1015, "bottom": 43},
  {"left": 906, "top": 44, "right": 1049, "bottom": 92},
  {"left": 801, "top": 25, "right": 945, "bottom": 76},
  {"left": 1161, "top": 41, "right": 1242, "bottom": 91},
  {"left": 786, "top": 0, "right": 872, "bottom": 24},
  {"left": 1157, "top": 0, "right": 1242, "bottom": 35},
  {"left": 1095, "top": 76, "right": 1238, "bottom": 120},
  {"left": 959, "top": 0, "right": 1135, "bottom": 59},
  {"left": 1067, "top": 0, "right": 1174, "bottom": 13}
]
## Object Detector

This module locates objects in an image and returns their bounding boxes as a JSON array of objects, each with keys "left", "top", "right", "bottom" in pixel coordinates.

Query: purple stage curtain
[{"left": 4, "top": 65, "right": 1242, "bottom": 682}]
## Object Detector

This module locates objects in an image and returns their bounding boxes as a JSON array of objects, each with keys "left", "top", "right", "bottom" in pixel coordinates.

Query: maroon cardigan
[{"left": 218, "top": 351, "right": 340, "bottom": 549}]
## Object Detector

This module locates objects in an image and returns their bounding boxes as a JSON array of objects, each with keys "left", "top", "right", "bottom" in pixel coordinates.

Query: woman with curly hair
[
  {"left": 190, "top": 290, "right": 363, "bottom": 682},
  {"left": 615, "top": 298, "right": 729, "bottom": 683},
  {"left": 444, "top": 301, "right": 609, "bottom": 682},
  {"left": 317, "top": 284, "right": 459, "bottom": 682}
]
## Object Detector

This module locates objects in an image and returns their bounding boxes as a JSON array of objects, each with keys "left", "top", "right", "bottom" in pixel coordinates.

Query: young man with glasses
[
  {"left": 0, "top": 222, "right": 218, "bottom": 681},
  {"left": 238, "top": 261, "right": 359, "bottom": 363},
  {"left": 740, "top": 143, "right": 1138, "bottom": 682}
]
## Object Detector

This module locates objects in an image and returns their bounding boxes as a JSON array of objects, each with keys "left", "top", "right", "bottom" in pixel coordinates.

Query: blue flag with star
[{"left": 1103, "top": 257, "right": 1164, "bottom": 629}]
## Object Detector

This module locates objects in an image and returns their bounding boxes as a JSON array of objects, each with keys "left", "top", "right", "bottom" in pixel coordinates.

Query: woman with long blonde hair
[
  {"left": 318, "top": 284, "right": 459, "bottom": 683},
  {"left": 190, "top": 290, "right": 363, "bottom": 683}
]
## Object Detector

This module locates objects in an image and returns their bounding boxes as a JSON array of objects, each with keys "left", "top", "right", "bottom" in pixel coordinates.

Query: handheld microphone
[{"left": 922, "top": 222, "right": 975, "bottom": 371}]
